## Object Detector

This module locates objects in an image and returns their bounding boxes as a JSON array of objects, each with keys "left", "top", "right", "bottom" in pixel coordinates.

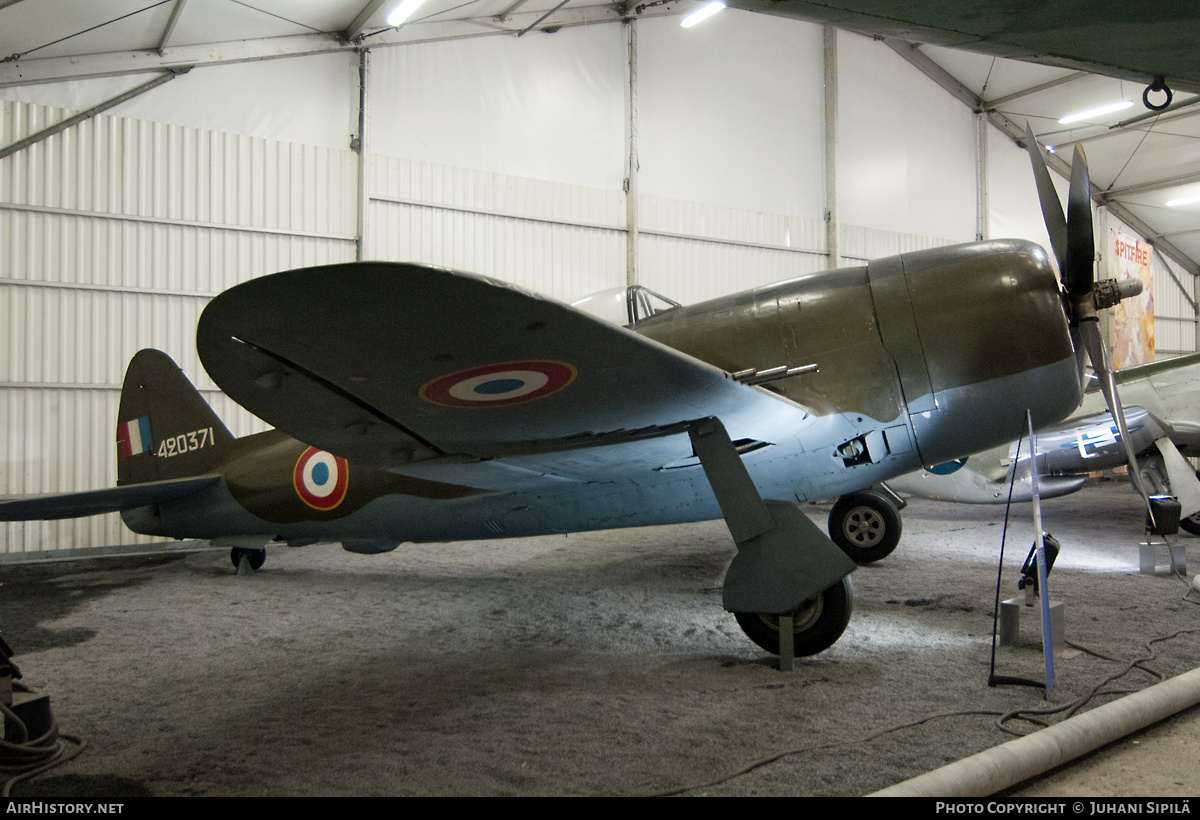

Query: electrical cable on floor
[
  {"left": 995, "top": 628, "right": 1198, "bottom": 736},
  {"left": 1162, "top": 540, "right": 1200, "bottom": 606},
  {"left": 643, "top": 708, "right": 1008, "bottom": 797},
  {"left": 642, "top": 628, "right": 1199, "bottom": 797},
  {"left": 0, "top": 682, "right": 87, "bottom": 798}
]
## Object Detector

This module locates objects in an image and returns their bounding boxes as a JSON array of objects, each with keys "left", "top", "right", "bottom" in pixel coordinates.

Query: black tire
[
  {"left": 230, "top": 547, "right": 266, "bottom": 571},
  {"left": 733, "top": 576, "right": 854, "bottom": 657},
  {"left": 828, "top": 491, "right": 902, "bottom": 563},
  {"left": 1173, "top": 472, "right": 1200, "bottom": 535}
]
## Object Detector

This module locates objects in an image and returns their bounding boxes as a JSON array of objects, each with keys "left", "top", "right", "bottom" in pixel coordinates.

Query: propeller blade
[
  {"left": 1079, "top": 321, "right": 1150, "bottom": 507},
  {"left": 1024, "top": 123, "right": 1068, "bottom": 274},
  {"left": 1065, "top": 144, "right": 1096, "bottom": 297},
  {"left": 1026, "top": 411, "right": 1055, "bottom": 694}
]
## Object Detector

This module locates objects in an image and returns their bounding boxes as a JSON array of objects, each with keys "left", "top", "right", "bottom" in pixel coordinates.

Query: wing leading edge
[{"left": 196, "top": 262, "right": 809, "bottom": 469}]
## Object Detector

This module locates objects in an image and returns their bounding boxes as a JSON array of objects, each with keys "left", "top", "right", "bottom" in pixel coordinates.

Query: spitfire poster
[{"left": 1109, "top": 229, "right": 1155, "bottom": 368}]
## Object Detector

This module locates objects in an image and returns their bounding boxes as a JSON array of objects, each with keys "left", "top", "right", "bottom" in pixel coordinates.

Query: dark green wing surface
[{"left": 196, "top": 262, "right": 806, "bottom": 467}]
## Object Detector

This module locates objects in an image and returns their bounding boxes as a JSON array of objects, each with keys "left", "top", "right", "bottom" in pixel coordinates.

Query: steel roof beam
[
  {"left": 0, "top": 70, "right": 185, "bottom": 160},
  {"left": 985, "top": 71, "right": 1087, "bottom": 109},
  {"left": 0, "top": 4, "right": 671, "bottom": 88},
  {"left": 882, "top": 38, "right": 981, "bottom": 110},
  {"left": 341, "top": 0, "right": 391, "bottom": 43},
  {"left": 881, "top": 36, "right": 1199, "bottom": 276},
  {"left": 157, "top": 0, "right": 189, "bottom": 55},
  {"left": 1102, "top": 170, "right": 1200, "bottom": 201}
]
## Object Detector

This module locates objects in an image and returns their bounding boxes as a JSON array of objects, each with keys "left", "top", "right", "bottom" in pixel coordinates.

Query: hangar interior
[
  {"left": 4, "top": 0, "right": 1199, "bottom": 556},
  {"left": 2, "top": 0, "right": 1200, "bottom": 799}
]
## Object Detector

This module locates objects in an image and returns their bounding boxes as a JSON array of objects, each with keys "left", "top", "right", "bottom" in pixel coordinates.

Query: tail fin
[{"left": 117, "top": 349, "right": 235, "bottom": 485}]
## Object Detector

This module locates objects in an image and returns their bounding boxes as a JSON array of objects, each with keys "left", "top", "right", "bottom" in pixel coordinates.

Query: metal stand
[
  {"left": 778, "top": 615, "right": 794, "bottom": 672},
  {"left": 1139, "top": 538, "right": 1187, "bottom": 575},
  {"left": 999, "top": 594, "right": 1064, "bottom": 650}
]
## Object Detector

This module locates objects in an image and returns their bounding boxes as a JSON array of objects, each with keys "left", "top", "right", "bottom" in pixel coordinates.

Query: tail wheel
[
  {"left": 230, "top": 547, "right": 266, "bottom": 571},
  {"left": 733, "top": 576, "right": 853, "bottom": 656},
  {"left": 828, "top": 491, "right": 902, "bottom": 563}
]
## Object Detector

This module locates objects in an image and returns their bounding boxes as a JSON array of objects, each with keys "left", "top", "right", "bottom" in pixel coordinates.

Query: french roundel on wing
[
  {"left": 293, "top": 447, "right": 350, "bottom": 510},
  {"left": 420, "top": 360, "right": 577, "bottom": 408}
]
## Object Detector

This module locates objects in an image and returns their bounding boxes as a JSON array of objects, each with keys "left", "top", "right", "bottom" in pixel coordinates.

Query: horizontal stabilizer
[
  {"left": 197, "top": 262, "right": 806, "bottom": 467},
  {"left": 0, "top": 475, "right": 219, "bottom": 521}
]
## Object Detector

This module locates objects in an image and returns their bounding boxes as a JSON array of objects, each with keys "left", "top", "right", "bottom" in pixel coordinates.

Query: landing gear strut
[
  {"left": 734, "top": 576, "right": 854, "bottom": 656},
  {"left": 828, "top": 490, "right": 902, "bottom": 563},
  {"left": 687, "top": 418, "right": 857, "bottom": 658}
]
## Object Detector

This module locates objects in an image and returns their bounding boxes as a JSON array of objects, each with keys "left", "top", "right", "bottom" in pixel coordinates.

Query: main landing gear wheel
[
  {"left": 229, "top": 547, "right": 266, "bottom": 571},
  {"left": 733, "top": 576, "right": 853, "bottom": 657},
  {"left": 828, "top": 490, "right": 902, "bottom": 563}
]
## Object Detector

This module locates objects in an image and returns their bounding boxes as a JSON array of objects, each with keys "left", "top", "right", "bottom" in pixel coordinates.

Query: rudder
[{"left": 117, "top": 349, "right": 234, "bottom": 485}]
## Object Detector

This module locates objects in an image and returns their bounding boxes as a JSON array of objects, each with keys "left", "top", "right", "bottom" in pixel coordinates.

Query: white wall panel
[
  {"left": 987, "top": 122, "right": 1061, "bottom": 251},
  {"left": 1, "top": 98, "right": 358, "bottom": 554},
  {"left": 367, "top": 155, "right": 625, "bottom": 303},
  {"left": 368, "top": 26, "right": 625, "bottom": 190},
  {"left": 637, "top": 194, "right": 827, "bottom": 304},
  {"left": 837, "top": 224, "right": 957, "bottom": 263},
  {"left": 638, "top": 235, "right": 828, "bottom": 306},
  {"left": 637, "top": 12, "right": 825, "bottom": 220},
  {"left": 839, "top": 32, "right": 976, "bottom": 243}
]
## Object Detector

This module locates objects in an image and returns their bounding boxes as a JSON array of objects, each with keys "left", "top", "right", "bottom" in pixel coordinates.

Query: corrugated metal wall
[
  {"left": 366, "top": 155, "right": 625, "bottom": 302},
  {"left": 1150, "top": 253, "right": 1198, "bottom": 359},
  {"left": 1, "top": 99, "right": 358, "bottom": 553}
]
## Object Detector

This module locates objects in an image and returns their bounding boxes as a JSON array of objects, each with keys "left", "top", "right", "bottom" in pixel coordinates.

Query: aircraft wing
[
  {"left": 0, "top": 475, "right": 220, "bottom": 521},
  {"left": 196, "top": 262, "right": 809, "bottom": 469},
  {"left": 726, "top": 1, "right": 1200, "bottom": 94}
]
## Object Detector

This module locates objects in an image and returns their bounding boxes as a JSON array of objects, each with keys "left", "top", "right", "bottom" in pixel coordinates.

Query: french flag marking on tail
[{"left": 117, "top": 416, "right": 153, "bottom": 457}]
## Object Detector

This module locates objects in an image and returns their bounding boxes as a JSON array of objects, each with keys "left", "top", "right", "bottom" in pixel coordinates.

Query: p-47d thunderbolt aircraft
[{"left": 0, "top": 129, "right": 1140, "bottom": 657}]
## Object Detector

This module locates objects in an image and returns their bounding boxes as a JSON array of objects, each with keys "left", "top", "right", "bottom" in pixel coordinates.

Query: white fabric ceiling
[{"left": 0, "top": 0, "right": 1197, "bottom": 269}]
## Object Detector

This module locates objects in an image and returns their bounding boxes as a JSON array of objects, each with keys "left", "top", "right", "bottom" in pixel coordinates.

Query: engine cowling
[{"left": 867, "top": 239, "right": 1082, "bottom": 466}]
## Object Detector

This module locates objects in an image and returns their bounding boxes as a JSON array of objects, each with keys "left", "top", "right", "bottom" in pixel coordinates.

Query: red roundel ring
[
  {"left": 420, "top": 360, "right": 577, "bottom": 408},
  {"left": 293, "top": 447, "right": 349, "bottom": 510}
]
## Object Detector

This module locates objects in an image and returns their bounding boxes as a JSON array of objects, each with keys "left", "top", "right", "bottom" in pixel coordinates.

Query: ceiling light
[
  {"left": 1058, "top": 100, "right": 1134, "bottom": 125},
  {"left": 1166, "top": 193, "right": 1200, "bottom": 207},
  {"left": 387, "top": 0, "right": 427, "bottom": 26},
  {"left": 681, "top": 1, "right": 725, "bottom": 28}
]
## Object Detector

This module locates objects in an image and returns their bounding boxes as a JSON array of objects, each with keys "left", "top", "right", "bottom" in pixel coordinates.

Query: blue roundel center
[
  {"left": 311, "top": 461, "right": 331, "bottom": 485},
  {"left": 927, "top": 458, "right": 967, "bottom": 475},
  {"left": 475, "top": 378, "right": 524, "bottom": 395}
]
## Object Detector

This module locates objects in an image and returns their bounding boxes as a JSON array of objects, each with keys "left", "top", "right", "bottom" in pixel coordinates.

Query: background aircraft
[
  {"left": 890, "top": 353, "right": 1200, "bottom": 533},
  {"left": 0, "top": 130, "right": 1142, "bottom": 657}
]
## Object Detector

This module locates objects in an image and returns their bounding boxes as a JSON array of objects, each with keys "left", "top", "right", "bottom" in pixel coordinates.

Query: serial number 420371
[{"left": 156, "top": 427, "right": 215, "bottom": 459}]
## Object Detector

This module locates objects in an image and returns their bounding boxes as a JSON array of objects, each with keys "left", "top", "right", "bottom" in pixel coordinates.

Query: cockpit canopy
[{"left": 570, "top": 285, "right": 681, "bottom": 328}]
